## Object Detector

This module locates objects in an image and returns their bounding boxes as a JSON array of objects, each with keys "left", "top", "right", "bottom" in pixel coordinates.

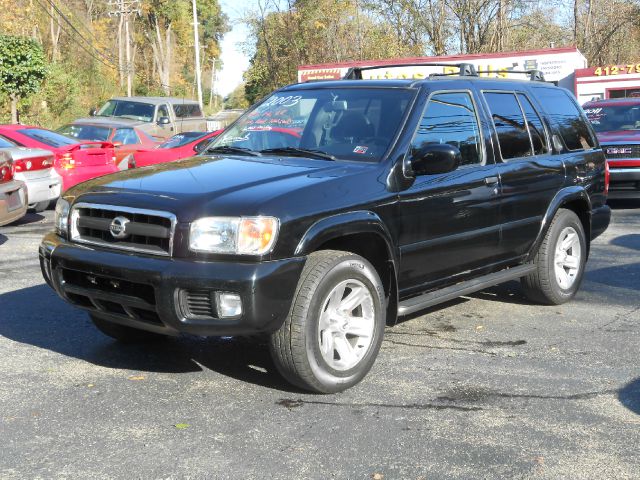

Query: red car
[
  {"left": 584, "top": 98, "right": 640, "bottom": 200},
  {"left": 127, "top": 131, "right": 220, "bottom": 168},
  {"left": 0, "top": 125, "right": 118, "bottom": 192},
  {"left": 57, "top": 120, "right": 159, "bottom": 169}
]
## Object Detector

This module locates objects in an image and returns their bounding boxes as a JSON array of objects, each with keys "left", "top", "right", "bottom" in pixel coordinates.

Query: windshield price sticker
[{"left": 594, "top": 64, "right": 640, "bottom": 76}]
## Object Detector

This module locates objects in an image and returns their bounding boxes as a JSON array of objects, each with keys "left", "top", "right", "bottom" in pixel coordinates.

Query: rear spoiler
[{"left": 65, "top": 141, "right": 114, "bottom": 151}]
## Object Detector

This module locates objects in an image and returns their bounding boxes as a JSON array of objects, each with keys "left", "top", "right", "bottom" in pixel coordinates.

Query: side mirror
[
  {"left": 157, "top": 116, "right": 171, "bottom": 126},
  {"left": 112, "top": 141, "right": 123, "bottom": 147},
  {"left": 409, "top": 143, "right": 461, "bottom": 176},
  {"left": 89, "top": 108, "right": 97, "bottom": 116}
]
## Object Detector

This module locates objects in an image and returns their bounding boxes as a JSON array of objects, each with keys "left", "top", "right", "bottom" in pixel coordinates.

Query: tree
[
  {"left": 0, "top": 35, "right": 47, "bottom": 123},
  {"left": 224, "top": 83, "right": 249, "bottom": 109}
]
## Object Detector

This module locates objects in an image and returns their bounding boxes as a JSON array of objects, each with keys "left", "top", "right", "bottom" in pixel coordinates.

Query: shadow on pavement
[
  {"left": 0, "top": 284, "right": 302, "bottom": 393},
  {"left": 610, "top": 234, "right": 640, "bottom": 251},
  {"left": 8, "top": 212, "right": 45, "bottom": 226},
  {"left": 0, "top": 234, "right": 6, "bottom": 246},
  {"left": 467, "top": 280, "right": 533, "bottom": 306},
  {"left": 608, "top": 199, "right": 640, "bottom": 210},
  {"left": 618, "top": 377, "right": 640, "bottom": 415},
  {"left": 585, "top": 262, "right": 640, "bottom": 291}
]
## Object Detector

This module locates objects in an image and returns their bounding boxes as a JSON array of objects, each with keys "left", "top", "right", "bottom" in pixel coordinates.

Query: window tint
[
  {"left": 484, "top": 92, "right": 532, "bottom": 159},
  {"left": 97, "top": 100, "right": 155, "bottom": 122},
  {"left": 517, "top": 93, "right": 548, "bottom": 155},
  {"left": 112, "top": 128, "right": 140, "bottom": 145},
  {"left": 158, "top": 132, "right": 209, "bottom": 149},
  {"left": 58, "top": 124, "right": 111, "bottom": 141},
  {"left": 173, "top": 103, "right": 202, "bottom": 118},
  {"left": 533, "top": 87, "right": 596, "bottom": 151},
  {"left": 411, "top": 92, "right": 482, "bottom": 167}
]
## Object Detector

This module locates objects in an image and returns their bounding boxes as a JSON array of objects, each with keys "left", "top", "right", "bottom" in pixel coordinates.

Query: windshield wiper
[
  {"left": 205, "top": 145, "right": 261, "bottom": 156},
  {"left": 260, "top": 147, "right": 336, "bottom": 161}
]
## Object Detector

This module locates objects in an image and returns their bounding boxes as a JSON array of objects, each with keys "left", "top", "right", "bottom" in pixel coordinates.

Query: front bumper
[
  {"left": 0, "top": 180, "right": 28, "bottom": 226},
  {"left": 15, "top": 169, "right": 62, "bottom": 205},
  {"left": 39, "top": 232, "right": 306, "bottom": 336}
]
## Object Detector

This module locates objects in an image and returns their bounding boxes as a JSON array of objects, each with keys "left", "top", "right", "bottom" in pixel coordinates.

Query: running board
[{"left": 397, "top": 264, "right": 536, "bottom": 316}]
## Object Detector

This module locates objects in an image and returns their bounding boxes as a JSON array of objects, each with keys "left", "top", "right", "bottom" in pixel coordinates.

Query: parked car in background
[
  {"left": 584, "top": 98, "right": 640, "bottom": 199},
  {"left": 126, "top": 130, "right": 220, "bottom": 169},
  {"left": 82, "top": 97, "right": 208, "bottom": 140},
  {"left": 0, "top": 125, "right": 118, "bottom": 192},
  {"left": 57, "top": 120, "right": 159, "bottom": 169},
  {"left": 0, "top": 151, "right": 27, "bottom": 226},
  {"left": 0, "top": 135, "right": 61, "bottom": 212}
]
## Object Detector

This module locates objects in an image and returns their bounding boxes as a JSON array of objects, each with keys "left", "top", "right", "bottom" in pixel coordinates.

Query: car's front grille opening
[
  {"left": 177, "top": 289, "right": 216, "bottom": 319},
  {"left": 70, "top": 203, "right": 175, "bottom": 256},
  {"left": 603, "top": 144, "right": 640, "bottom": 159},
  {"left": 60, "top": 268, "right": 162, "bottom": 326}
]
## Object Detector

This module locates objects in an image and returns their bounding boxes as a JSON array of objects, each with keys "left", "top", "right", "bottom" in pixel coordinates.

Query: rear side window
[
  {"left": 517, "top": 93, "right": 548, "bottom": 155},
  {"left": 174, "top": 104, "right": 202, "bottom": 118},
  {"left": 533, "top": 87, "right": 596, "bottom": 151},
  {"left": 112, "top": 128, "right": 140, "bottom": 145},
  {"left": 412, "top": 91, "right": 482, "bottom": 167},
  {"left": 484, "top": 92, "right": 532, "bottom": 159}
]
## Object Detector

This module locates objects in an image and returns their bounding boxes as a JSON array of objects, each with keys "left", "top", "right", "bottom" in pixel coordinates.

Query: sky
[{"left": 216, "top": 0, "right": 252, "bottom": 98}]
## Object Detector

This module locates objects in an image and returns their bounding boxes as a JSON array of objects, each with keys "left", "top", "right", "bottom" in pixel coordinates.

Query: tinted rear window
[
  {"left": 159, "top": 132, "right": 208, "bottom": 149},
  {"left": 58, "top": 124, "right": 111, "bottom": 142},
  {"left": 20, "top": 128, "right": 77, "bottom": 148},
  {"left": 0, "top": 136, "right": 15, "bottom": 148},
  {"left": 533, "top": 87, "right": 596, "bottom": 151}
]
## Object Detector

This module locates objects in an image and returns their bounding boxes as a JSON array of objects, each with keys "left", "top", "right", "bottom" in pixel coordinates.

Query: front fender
[
  {"left": 526, "top": 186, "right": 592, "bottom": 261},
  {"left": 294, "top": 210, "right": 397, "bottom": 263}
]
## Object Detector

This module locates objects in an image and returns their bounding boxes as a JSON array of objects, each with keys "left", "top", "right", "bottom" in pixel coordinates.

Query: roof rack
[
  {"left": 341, "top": 63, "right": 546, "bottom": 82},
  {"left": 342, "top": 62, "right": 478, "bottom": 80}
]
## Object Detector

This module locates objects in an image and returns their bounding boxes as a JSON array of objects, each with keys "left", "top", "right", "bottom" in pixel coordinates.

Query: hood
[
  {"left": 72, "top": 117, "right": 145, "bottom": 127},
  {"left": 65, "top": 155, "right": 381, "bottom": 222},
  {"left": 596, "top": 130, "right": 640, "bottom": 144}
]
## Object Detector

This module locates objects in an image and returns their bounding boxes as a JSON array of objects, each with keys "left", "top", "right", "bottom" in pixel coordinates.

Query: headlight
[
  {"left": 189, "top": 216, "right": 279, "bottom": 255},
  {"left": 54, "top": 198, "right": 70, "bottom": 236}
]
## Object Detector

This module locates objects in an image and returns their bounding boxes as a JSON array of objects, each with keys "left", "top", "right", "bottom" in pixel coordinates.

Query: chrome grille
[
  {"left": 602, "top": 144, "right": 640, "bottom": 159},
  {"left": 70, "top": 203, "right": 176, "bottom": 256}
]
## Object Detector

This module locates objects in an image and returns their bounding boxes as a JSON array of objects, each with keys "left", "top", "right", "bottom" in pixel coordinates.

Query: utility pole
[
  {"left": 209, "top": 57, "right": 217, "bottom": 110},
  {"left": 108, "top": 0, "right": 141, "bottom": 97},
  {"left": 192, "top": 0, "right": 203, "bottom": 110}
]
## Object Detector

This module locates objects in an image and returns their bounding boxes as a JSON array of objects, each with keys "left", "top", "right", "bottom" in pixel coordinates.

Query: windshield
[
  {"left": 20, "top": 128, "right": 77, "bottom": 148},
  {"left": 584, "top": 104, "right": 640, "bottom": 132},
  {"left": 208, "top": 87, "right": 415, "bottom": 162},
  {"left": 97, "top": 100, "right": 156, "bottom": 122},
  {"left": 158, "top": 132, "right": 209, "bottom": 149},
  {"left": 58, "top": 124, "right": 111, "bottom": 141}
]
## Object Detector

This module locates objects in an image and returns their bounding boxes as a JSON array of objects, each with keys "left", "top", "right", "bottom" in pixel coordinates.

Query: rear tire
[
  {"left": 521, "top": 209, "right": 587, "bottom": 305},
  {"left": 269, "top": 250, "right": 385, "bottom": 393},
  {"left": 90, "top": 314, "right": 167, "bottom": 343}
]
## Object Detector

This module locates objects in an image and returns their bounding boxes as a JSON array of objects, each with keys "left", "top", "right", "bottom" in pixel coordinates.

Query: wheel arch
[
  {"left": 295, "top": 211, "right": 399, "bottom": 325},
  {"left": 527, "top": 186, "right": 592, "bottom": 261}
]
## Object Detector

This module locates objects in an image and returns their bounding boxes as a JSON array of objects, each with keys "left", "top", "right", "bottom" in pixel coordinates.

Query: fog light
[{"left": 215, "top": 292, "right": 242, "bottom": 318}]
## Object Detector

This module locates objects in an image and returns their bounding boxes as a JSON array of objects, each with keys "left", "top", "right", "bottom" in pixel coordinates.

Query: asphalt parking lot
[{"left": 0, "top": 203, "right": 639, "bottom": 479}]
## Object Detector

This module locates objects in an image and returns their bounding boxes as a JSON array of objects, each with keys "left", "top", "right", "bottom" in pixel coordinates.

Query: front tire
[
  {"left": 269, "top": 250, "right": 386, "bottom": 393},
  {"left": 521, "top": 209, "right": 587, "bottom": 305},
  {"left": 90, "top": 314, "right": 167, "bottom": 343}
]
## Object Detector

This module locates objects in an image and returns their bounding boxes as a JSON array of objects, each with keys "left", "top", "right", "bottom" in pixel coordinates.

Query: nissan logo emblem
[{"left": 109, "top": 216, "right": 130, "bottom": 239}]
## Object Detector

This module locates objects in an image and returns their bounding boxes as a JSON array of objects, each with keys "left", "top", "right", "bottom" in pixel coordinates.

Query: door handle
[{"left": 484, "top": 176, "right": 499, "bottom": 185}]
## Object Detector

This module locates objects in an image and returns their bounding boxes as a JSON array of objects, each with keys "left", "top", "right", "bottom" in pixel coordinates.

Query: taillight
[
  {"left": 13, "top": 159, "right": 26, "bottom": 172},
  {"left": 0, "top": 153, "right": 13, "bottom": 183},
  {"left": 57, "top": 152, "right": 75, "bottom": 170},
  {"left": 604, "top": 160, "right": 610, "bottom": 196}
]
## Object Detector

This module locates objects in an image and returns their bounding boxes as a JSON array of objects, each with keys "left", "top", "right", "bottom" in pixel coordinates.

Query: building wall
[{"left": 575, "top": 65, "right": 640, "bottom": 104}]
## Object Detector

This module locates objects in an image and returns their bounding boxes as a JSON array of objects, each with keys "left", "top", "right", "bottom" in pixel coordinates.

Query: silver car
[
  {"left": 0, "top": 135, "right": 61, "bottom": 211},
  {"left": 0, "top": 151, "right": 27, "bottom": 226}
]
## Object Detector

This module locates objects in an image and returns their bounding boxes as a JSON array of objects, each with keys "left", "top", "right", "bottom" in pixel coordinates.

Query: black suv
[{"left": 40, "top": 65, "right": 610, "bottom": 393}]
